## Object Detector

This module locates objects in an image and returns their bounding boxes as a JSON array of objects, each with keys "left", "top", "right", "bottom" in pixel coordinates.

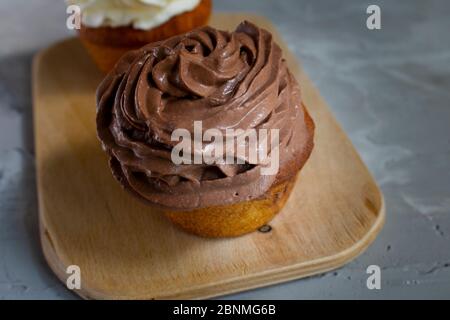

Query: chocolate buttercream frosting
[{"left": 96, "top": 21, "right": 314, "bottom": 211}]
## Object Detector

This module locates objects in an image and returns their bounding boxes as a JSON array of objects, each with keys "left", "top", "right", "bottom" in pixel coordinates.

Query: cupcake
[
  {"left": 67, "top": 0, "right": 212, "bottom": 73},
  {"left": 96, "top": 21, "right": 315, "bottom": 237}
]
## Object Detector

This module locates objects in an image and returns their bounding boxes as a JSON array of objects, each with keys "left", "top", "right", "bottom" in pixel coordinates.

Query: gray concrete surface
[{"left": 0, "top": 0, "right": 449, "bottom": 299}]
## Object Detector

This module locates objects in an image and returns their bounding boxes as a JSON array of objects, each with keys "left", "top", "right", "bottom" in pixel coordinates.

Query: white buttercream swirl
[{"left": 66, "top": 0, "right": 201, "bottom": 30}]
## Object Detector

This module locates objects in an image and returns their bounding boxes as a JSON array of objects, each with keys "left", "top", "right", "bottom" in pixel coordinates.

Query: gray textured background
[{"left": 0, "top": 0, "right": 449, "bottom": 299}]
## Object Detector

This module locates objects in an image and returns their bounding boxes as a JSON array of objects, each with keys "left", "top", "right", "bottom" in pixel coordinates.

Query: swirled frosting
[
  {"left": 96, "top": 21, "right": 314, "bottom": 211},
  {"left": 66, "top": 0, "right": 201, "bottom": 30}
]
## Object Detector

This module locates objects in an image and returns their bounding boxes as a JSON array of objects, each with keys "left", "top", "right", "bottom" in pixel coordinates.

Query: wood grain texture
[{"left": 32, "top": 14, "right": 385, "bottom": 300}]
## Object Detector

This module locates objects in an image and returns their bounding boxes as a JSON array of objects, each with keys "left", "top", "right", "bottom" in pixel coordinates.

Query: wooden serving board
[{"left": 32, "top": 14, "right": 385, "bottom": 300}]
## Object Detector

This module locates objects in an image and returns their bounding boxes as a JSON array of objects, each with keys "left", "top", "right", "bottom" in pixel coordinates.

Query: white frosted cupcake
[{"left": 66, "top": 0, "right": 212, "bottom": 72}]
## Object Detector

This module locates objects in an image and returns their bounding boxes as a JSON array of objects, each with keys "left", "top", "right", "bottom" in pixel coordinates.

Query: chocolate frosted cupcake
[{"left": 96, "top": 21, "right": 315, "bottom": 237}]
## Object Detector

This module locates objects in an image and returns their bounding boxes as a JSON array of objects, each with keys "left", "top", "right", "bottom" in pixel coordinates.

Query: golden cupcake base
[
  {"left": 165, "top": 176, "right": 297, "bottom": 238},
  {"left": 78, "top": 39, "right": 132, "bottom": 74}
]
